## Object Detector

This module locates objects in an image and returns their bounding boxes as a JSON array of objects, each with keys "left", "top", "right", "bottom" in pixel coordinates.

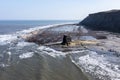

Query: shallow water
[
  {"left": 0, "top": 21, "right": 89, "bottom": 80},
  {"left": 0, "top": 21, "right": 120, "bottom": 80},
  {"left": 0, "top": 30, "right": 88, "bottom": 80},
  {"left": 0, "top": 45, "right": 88, "bottom": 80}
]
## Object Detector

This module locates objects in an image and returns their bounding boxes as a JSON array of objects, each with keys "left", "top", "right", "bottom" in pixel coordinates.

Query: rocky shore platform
[
  {"left": 21, "top": 23, "right": 120, "bottom": 54},
  {"left": 20, "top": 23, "right": 120, "bottom": 80}
]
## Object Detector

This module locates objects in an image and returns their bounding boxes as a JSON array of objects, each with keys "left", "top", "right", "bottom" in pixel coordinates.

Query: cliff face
[{"left": 80, "top": 10, "right": 120, "bottom": 33}]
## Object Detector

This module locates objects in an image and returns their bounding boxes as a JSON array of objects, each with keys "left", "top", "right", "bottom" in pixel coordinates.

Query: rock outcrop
[{"left": 79, "top": 10, "right": 120, "bottom": 33}]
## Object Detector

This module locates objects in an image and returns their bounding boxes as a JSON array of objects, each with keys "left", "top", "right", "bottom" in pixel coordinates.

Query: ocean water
[
  {"left": 0, "top": 20, "right": 78, "bottom": 34},
  {"left": 0, "top": 20, "right": 89, "bottom": 80},
  {"left": 0, "top": 20, "right": 119, "bottom": 80}
]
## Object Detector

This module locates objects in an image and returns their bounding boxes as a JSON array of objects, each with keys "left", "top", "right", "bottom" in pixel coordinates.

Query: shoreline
[{"left": 21, "top": 23, "right": 120, "bottom": 80}]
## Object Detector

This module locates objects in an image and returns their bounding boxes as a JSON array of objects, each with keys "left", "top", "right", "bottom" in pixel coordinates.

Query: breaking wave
[
  {"left": 0, "top": 23, "right": 120, "bottom": 80},
  {"left": 0, "top": 23, "right": 76, "bottom": 68}
]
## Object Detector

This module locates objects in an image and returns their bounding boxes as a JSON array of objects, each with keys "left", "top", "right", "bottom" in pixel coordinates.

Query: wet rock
[{"left": 61, "top": 35, "right": 72, "bottom": 46}]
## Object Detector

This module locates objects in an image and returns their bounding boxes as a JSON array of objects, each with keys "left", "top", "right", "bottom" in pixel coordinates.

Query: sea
[
  {"left": 0, "top": 20, "right": 119, "bottom": 80},
  {"left": 0, "top": 20, "right": 89, "bottom": 80},
  {"left": 0, "top": 20, "right": 78, "bottom": 34}
]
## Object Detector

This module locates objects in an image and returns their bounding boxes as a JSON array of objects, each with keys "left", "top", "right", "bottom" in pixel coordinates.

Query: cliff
[{"left": 79, "top": 10, "right": 120, "bottom": 33}]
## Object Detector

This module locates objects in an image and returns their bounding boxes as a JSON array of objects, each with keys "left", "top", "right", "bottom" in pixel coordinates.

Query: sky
[{"left": 0, "top": 0, "right": 120, "bottom": 20}]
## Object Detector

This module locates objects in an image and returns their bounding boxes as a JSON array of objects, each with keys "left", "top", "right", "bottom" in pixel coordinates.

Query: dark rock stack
[
  {"left": 79, "top": 10, "right": 120, "bottom": 33},
  {"left": 61, "top": 35, "right": 71, "bottom": 46}
]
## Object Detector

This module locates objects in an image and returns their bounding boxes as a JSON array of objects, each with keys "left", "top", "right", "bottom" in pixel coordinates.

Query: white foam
[
  {"left": 72, "top": 50, "right": 120, "bottom": 80},
  {"left": 7, "top": 51, "right": 11, "bottom": 55},
  {"left": 16, "top": 41, "right": 35, "bottom": 47},
  {"left": 0, "top": 23, "right": 75, "bottom": 45},
  {"left": 17, "top": 22, "right": 75, "bottom": 34},
  {"left": 0, "top": 34, "right": 18, "bottom": 45},
  {"left": 6, "top": 51, "right": 12, "bottom": 62},
  {"left": 37, "top": 46, "right": 66, "bottom": 58},
  {"left": 19, "top": 52, "right": 34, "bottom": 59},
  {"left": 0, "top": 64, "right": 9, "bottom": 67}
]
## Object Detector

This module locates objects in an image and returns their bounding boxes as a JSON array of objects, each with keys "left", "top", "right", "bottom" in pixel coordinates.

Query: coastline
[
  {"left": 0, "top": 22, "right": 120, "bottom": 80},
  {"left": 21, "top": 23, "right": 120, "bottom": 80}
]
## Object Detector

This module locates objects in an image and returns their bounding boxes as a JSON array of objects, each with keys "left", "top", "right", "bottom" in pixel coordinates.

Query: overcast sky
[{"left": 0, "top": 0, "right": 120, "bottom": 20}]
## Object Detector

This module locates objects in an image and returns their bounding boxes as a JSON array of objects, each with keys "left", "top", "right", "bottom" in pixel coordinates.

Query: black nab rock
[{"left": 80, "top": 10, "right": 120, "bottom": 33}]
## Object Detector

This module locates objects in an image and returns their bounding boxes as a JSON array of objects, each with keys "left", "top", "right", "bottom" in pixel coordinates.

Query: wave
[
  {"left": 37, "top": 46, "right": 66, "bottom": 58},
  {"left": 19, "top": 52, "right": 34, "bottom": 59},
  {"left": 70, "top": 50, "right": 120, "bottom": 80},
  {"left": 0, "top": 23, "right": 73, "bottom": 67},
  {"left": 0, "top": 22, "right": 120, "bottom": 80},
  {"left": 17, "top": 22, "right": 76, "bottom": 34},
  {"left": 0, "top": 22, "right": 75, "bottom": 45},
  {"left": 0, "top": 34, "right": 18, "bottom": 45}
]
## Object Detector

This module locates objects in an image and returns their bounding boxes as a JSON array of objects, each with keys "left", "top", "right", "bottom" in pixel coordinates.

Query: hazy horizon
[{"left": 0, "top": 0, "right": 120, "bottom": 20}]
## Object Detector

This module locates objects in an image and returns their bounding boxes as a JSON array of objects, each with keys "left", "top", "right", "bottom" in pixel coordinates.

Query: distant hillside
[{"left": 79, "top": 10, "right": 120, "bottom": 33}]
